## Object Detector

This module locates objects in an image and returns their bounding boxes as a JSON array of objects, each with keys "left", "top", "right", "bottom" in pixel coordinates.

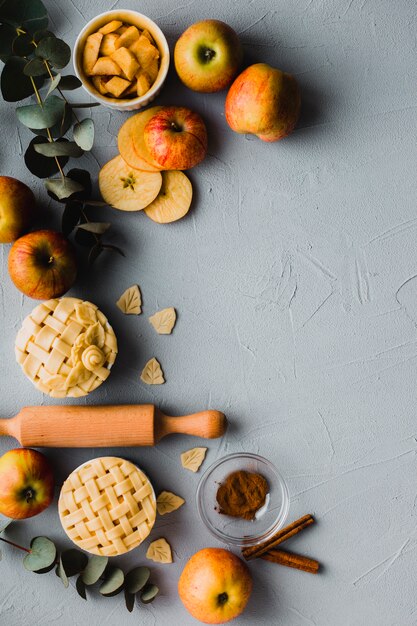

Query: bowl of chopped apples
[{"left": 73, "top": 10, "right": 170, "bottom": 111}]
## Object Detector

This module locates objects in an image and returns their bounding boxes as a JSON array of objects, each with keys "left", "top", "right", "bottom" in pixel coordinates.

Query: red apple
[
  {"left": 0, "top": 448, "right": 54, "bottom": 519},
  {"left": 0, "top": 176, "right": 36, "bottom": 244},
  {"left": 174, "top": 20, "right": 242, "bottom": 93},
  {"left": 144, "top": 106, "right": 208, "bottom": 170},
  {"left": 8, "top": 229, "right": 77, "bottom": 299},
  {"left": 225, "top": 63, "right": 301, "bottom": 142},
  {"left": 178, "top": 548, "right": 252, "bottom": 624}
]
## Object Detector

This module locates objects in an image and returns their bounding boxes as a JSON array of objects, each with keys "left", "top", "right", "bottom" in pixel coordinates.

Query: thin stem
[
  {"left": 0, "top": 537, "right": 31, "bottom": 554},
  {"left": 43, "top": 60, "right": 81, "bottom": 124}
]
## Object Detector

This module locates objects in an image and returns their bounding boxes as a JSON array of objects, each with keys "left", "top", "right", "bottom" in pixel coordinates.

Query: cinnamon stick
[
  {"left": 261, "top": 548, "right": 319, "bottom": 574},
  {"left": 241, "top": 514, "right": 314, "bottom": 561}
]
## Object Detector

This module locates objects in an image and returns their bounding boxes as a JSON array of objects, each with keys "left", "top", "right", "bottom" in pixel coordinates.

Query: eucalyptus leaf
[
  {"left": 32, "top": 562, "right": 57, "bottom": 575},
  {"left": 124, "top": 589, "right": 135, "bottom": 613},
  {"left": 81, "top": 555, "right": 108, "bottom": 586},
  {"left": 45, "top": 73, "right": 61, "bottom": 98},
  {"left": 34, "top": 140, "right": 83, "bottom": 158},
  {"left": 1, "top": 57, "right": 44, "bottom": 102},
  {"left": 99, "top": 567, "right": 124, "bottom": 597},
  {"left": 84, "top": 200, "right": 107, "bottom": 207},
  {"left": 30, "top": 101, "right": 72, "bottom": 139},
  {"left": 140, "top": 583, "right": 159, "bottom": 604},
  {"left": 12, "top": 33, "right": 34, "bottom": 57},
  {"left": 62, "top": 201, "right": 82, "bottom": 236},
  {"left": 25, "top": 136, "right": 69, "bottom": 178},
  {"left": 56, "top": 560, "right": 69, "bottom": 588},
  {"left": 16, "top": 95, "right": 65, "bottom": 129},
  {"left": 88, "top": 244, "right": 104, "bottom": 265},
  {"left": 45, "top": 176, "right": 84, "bottom": 200},
  {"left": 59, "top": 75, "right": 82, "bottom": 90},
  {"left": 23, "top": 57, "right": 48, "bottom": 77},
  {"left": 67, "top": 168, "right": 92, "bottom": 198},
  {"left": 33, "top": 30, "right": 56, "bottom": 44},
  {"left": 76, "top": 575, "right": 87, "bottom": 600},
  {"left": 71, "top": 102, "right": 101, "bottom": 108},
  {"left": 23, "top": 537, "right": 56, "bottom": 572},
  {"left": 125, "top": 567, "right": 150, "bottom": 594},
  {"left": 101, "top": 244, "right": 126, "bottom": 258},
  {"left": 60, "top": 549, "right": 88, "bottom": 578},
  {"left": 73, "top": 118, "right": 94, "bottom": 151},
  {"left": 75, "top": 226, "right": 97, "bottom": 248},
  {"left": 36, "top": 37, "right": 71, "bottom": 69},
  {"left": 0, "top": 24, "right": 16, "bottom": 62},
  {"left": 0, "top": 0, "right": 48, "bottom": 33},
  {"left": 78, "top": 222, "right": 110, "bottom": 235}
]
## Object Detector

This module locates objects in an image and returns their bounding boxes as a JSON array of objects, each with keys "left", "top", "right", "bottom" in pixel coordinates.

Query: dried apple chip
[
  {"left": 149, "top": 307, "right": 176, "bottom": 334},
  {"left": 146, "top": 538, "right": 172, "bottom": 564},
  {"left": 99, "top": 155, "right": 162, "bottom": 211},
  {"left": 116, "top": 285, "right": 142, "bottom": 315},
  {"left": 144, "top": 171, "right": 192, "bottom": 224},
  {"left": 140, "top": 358, "right": 165, "bottom": 385},
  {"left": 181, "top": 447, "right": 207, "bottom": 473},
  {"left": 156, "top": 491, "right": 185, "bottom": 516}
]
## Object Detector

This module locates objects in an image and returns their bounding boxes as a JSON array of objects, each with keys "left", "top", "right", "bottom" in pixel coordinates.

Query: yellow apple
[
  {"left": 0, "top": 176, "right": 36, "bottom": 244},
  {"left": 178, "top": 548, "right": 252, "bottom": 624},
  {"left": 225, "top": 63, "right": 301, "bottom": 142}
]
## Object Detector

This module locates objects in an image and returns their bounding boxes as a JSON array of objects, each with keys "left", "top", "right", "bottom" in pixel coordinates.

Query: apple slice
[
  {"left": 118, "top": 106, "right": 165, "bottom": 171},
  {"left": 83, "top": 33, "right": 103, "bottom": 74},
  {"left": 98, "top": 20, "right": 123, "bottom": 35},
  {"left": 100, "top": 33, "right": 119, "bottom": 56},
  {"left": 99, "top": 155, "right": 162, "bottom": 212},
  {"left": 144, "top": 171, "right": 192, "bottom": 223}
]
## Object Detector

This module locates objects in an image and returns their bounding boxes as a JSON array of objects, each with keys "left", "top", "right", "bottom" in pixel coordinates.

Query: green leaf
[
  {"left": 59, "top": 549, "right": 88, "bottom": 578},
  {"left": 124, "top": 589, "right": 135, "bottom": 613},
  {"left": 34, "top": 140, "right": 83, "bottom": 158},
  {"left": 140, "top": 583, "right": 159, "bottom": 604},
  {"left": 101, "top": 244, "right": 126, "bottom": 258},
  {"left": 59, "top": 75, "right": 82, "bottom": 90},
  {"left": 30, "top": 102, "right": 72, "bottom": 139},
  {"left": 67, "top": 168, "right": 92, "bottom": 198},
  {"left": 76, "top": 575, "right": 87, "bottom": 600},
  {"left": 56, "top": 561, "right": 69, "bottom": 588},
  {"left": 75, "top": 225, "right": 97, "bottom": 248},
  {"left": 125, "top": 567, "right": 150, "bottom": 594},
  {"left": 78, "top": 222, "right": 110, "bottom": 235},
  {"left": 12, "top": 33, "right": 34, "bottom": 56},
  {"left": 17, "top": 95, "right": 65, "bottom": 129},
  {"left": 73, "top": 118, "right": 94, "bottom": 151},
  {"left": 88, "top": 244, "right": 104, "bottom": 265},
  {"left": 23, "top": 57, "right": 48, "bottom": 77},
  {"left": 45, "top": 73, "right": 61, "bottom": 98},
  {"left": 0, "top": 0, "right": 48, "bottom": 34},
  {"left": 84, "top": 200, "right": 107, "bottom": 207},
  {"left": 36, "top": 37, "right": 71, "bottom": 69},
  {"left": 62, "top": 201, "right": 82, "bottom": 236},
  {"left": 81, "top": 555, "right": 108, "bottom": 586},
  {"left": 45, "top": 176, "right": 84, "bottom": 200},
  {"left": 71, "top": 102, "right": 101, "bottom": 108},
  {"left": 0, "top": 24, "right": 16, "bottom": 62},
  {"left": 33, "top": 30, "right": 55, "bottom": 44},
  {"left": 1, "top": 56, "right": 44, "bottom": 102},
  {"left": 23, "top": 537, "right": 56, "bottom": 572},
  {"left": 32, "top": 562, "right": 56, "bottom": 575},
  {"left": 99, "top": 567, "right": 124, "bottom": 597},
  {"left": 25, "top": 136, "right": 69, "bottom": 178}
]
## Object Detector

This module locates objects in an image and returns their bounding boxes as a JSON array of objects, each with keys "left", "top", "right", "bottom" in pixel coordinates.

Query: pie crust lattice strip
[
  {"left": 58, "top": 457, "right": 156, "bottom": 556},
  {"left": 15, "top": 297, "right": 118, "bottom": 398}
]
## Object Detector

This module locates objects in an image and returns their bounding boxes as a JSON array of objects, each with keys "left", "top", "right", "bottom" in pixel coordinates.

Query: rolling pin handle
[{"left": 157, "top": 410, "right": 227, "bottom": 442}]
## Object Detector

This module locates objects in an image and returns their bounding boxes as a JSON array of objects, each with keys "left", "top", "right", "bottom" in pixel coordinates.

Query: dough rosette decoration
[{"left": 82, "top": 345, "right": 106, "bottom": 372}]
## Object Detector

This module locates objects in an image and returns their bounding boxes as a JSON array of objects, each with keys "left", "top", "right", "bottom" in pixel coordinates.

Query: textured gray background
[{"left": 1, "top": 0, "right": 417, "bottom": 624}]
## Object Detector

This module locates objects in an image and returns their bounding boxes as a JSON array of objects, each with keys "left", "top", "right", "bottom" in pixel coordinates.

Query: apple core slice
[
  {"left": 118, "top": 107, "right": 166, "bottom": 172},
  {"left": 144, "top": 171, "right": 192, "bottom": 223},
  {"left": 99, "top": 155, "right": 162, "bottom": 212}
]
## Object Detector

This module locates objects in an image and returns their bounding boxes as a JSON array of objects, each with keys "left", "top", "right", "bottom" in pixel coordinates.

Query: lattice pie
[
  {"left": 15, "top": 297, "right": 117, "bottom": 398},
  {"left": 59, "top": 457, "right": 156, "bottom": 556}
]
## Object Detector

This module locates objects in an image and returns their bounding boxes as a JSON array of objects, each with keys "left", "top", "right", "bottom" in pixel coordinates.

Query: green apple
[
  {"left": 0, "top": 176, "right": 36, "bottom": 244},
  {"left": 174, "top": 20, "right": 242, "bottom": 93},
  {"left": 8, "top": 229, "right": 77, "bottom": 299}
]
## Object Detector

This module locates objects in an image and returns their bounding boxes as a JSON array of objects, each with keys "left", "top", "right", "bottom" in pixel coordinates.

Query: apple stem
[{"left": 0, "top": 537, "right": 31, "bottom": 553}]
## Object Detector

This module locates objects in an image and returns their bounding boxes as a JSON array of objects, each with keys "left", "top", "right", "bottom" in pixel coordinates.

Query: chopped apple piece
[
  {"left": 100, "top": 33, "right": 119, "bottom": 56},
  {"left": 141, "top": 29, "right": 155, "bottom": 43},
  {"left": 116, "top": 25, "right": 128, "bottom": 35},
  {"left": 136, "top": 72, "right": 151, "bottom": 96},
  {"left": 92, "top": 75, "right": 110, "bottom": 95},
  {"left": 124, "top": 80, "right": 138, "bottom": 96},
  {"left": 146, "top": 59, "right": 159, "bottom": 83},
  {"left": 144, "top": 171, "right": 193, "bottom": 223},
  {"left": 130, "top": 35, "right": 159, "bottom": 67},
  {"left": 91, "top": 56, "right": 123, "bottom": 76},
  {"left": 115, "top": 25, "right": 140, "bottom": 49},
  {"left": 105, "top": 76, "right": 131, "bottom": 97},
  {"left": 110, "top": 47, "right": 140, "bottom": 81},
  {"left": 98, "top": 20, "right": 123, "bottom": 35},
  {"left": 99, "top": 155, "right": 162, "bottom": 211},
  {"left": 83, "top": 32, "right": 103, "bottom": 74},
  {"left": 118, "top": 106, "right": 166, "bottom": 171}
]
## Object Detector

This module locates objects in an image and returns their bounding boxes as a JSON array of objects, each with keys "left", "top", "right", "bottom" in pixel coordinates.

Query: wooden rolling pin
[{"left": 0, "top": 405, "right": 227, "bottom": 448}]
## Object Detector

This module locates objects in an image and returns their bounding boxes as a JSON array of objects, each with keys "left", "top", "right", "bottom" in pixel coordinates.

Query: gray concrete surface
[{"left": 1, "top": 0, "right": 417, "bottom": 624}]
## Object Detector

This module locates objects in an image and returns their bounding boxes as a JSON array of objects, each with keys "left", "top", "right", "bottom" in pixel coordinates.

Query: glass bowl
[{"left": 196, "top": 453, "right": 289, "bottom": 547}]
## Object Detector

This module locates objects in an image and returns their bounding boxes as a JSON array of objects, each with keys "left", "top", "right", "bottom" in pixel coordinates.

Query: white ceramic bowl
[{"left": 73, "top": 10, "right": 170, "bottom": 111}]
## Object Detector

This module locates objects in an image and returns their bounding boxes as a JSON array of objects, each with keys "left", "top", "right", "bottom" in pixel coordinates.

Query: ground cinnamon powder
[{"left": 216, "top": 470, "right": 269, "bottom": 521}]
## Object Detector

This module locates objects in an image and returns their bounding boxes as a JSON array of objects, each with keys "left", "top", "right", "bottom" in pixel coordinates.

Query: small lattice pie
[
  {"left": 59, "top": 457, "right": 156, "bottom": 557},
  {"left": 15, "top": 298, "right": 118, "bottom": 398}
]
